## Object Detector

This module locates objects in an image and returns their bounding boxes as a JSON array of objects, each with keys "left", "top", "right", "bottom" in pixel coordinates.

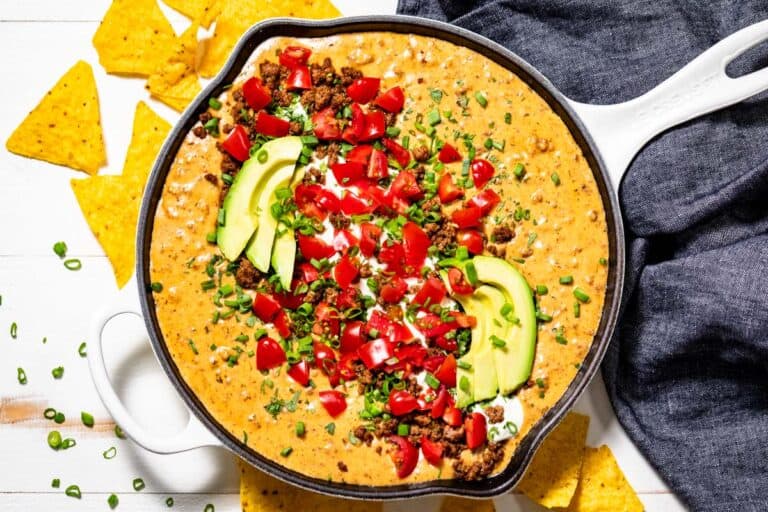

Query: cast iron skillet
[{"left": 88, "top": 15, "right": 768, "bottom": 500}]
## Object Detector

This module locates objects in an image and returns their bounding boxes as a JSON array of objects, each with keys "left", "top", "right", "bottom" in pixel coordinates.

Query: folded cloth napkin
[{"left": 397, "top": 1, "right": 768, "bottom": 510}]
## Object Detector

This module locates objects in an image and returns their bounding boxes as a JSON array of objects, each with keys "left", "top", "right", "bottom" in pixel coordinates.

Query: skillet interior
[{"left": 136, "top": 15, "right": 625, "bottom": 500}]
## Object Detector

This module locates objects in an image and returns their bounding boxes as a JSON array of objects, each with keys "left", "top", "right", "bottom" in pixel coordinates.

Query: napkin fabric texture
[{"left": 397, "top": 1, "right": 768, "bottom": 510}]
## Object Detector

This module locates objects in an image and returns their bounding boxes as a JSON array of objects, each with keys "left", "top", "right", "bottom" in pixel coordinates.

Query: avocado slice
[
  {"left": 471, "top": 256, "right": 537, "bottom": 395},
  {"left": 449, "top": 291, "right": 485, "bottom": 408},
  {"left": 268, "top": 167, "right": 305, "bottom": 291},
  {"left": 216, "top": 136, "right": 303, "bottom": 261},
  {"left": 471, "top": 285, "right": 507, "bottom": 402}
]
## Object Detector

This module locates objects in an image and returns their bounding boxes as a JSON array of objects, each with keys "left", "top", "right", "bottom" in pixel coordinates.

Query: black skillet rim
[{"left": 136, "top": 14, "right": 626, "bottom": 500}]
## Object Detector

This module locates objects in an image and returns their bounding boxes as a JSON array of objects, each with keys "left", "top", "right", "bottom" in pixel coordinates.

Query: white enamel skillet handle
[
  {"left": 88, "top": 279, "right": 221, "bottom": 453},
  {"left": 568, "top": 19, "right": 768, "bottom": 190}
]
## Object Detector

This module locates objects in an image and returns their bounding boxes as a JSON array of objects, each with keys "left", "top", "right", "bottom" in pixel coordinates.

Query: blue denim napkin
[{"left": 397, "top": 1, "right": 768, "bottom": 510}]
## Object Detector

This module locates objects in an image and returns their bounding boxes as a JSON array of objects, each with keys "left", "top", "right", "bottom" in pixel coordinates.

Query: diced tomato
[
  {"left": 314, "top": 188, "right": 341, "bottom": 213},
  {"left": 255, "top": 112, "right": 290, "bottom": 137},
  {"left": 314, "top": 302, "right": 340, "bottom": 337},
  {"left": 390, "top": 170, "right": 422, "bottom": 200},
  {"left": 457, "top": 229, "right": 484, "bottom": 255},
  {"left": 430, "top": 387, "right": 450, "bottom": 419},
  {"left": 438, "top": 143, "right": 462, "bottom": 163},
  {"left": 297, "top": 235, "right": 334, "bottom": 260},
  {"left": 379, "top": 277, "right": 408, "bottom": 304},
  {"left": 471, "top": 158, "right": 495, "bottom": 188},
  {"left": 421, "top": 436, "right": 444, "bottom": 465},
  {"left": 294, "top": 184, "right": 325, "bottom": 220},
  {"left": 383, "top": 138, "right": 411, "bottom": 169},
  {"left": 415, "top": 313, "right": 459, "bottom": 338},
  {"left": 413, "top": 277, "right": 447, "bottom": 308},
  {"left": 340, "top": 320, "right": 365, "bottom": 354},
  {"left": 252, "top": 293, "right": 281, "bottom": 322},
  {"left": 312, "top": 107, "right": 341, "bottom": 140},
  {"left": 465, "top": 412, "right": 487, "bottom": 450},
  {"left": 402, "top": 222, "right": 430, "bottom": 270},
  {"left": 242, "top": 77, "right": 271, "bottom": 110},
  {"left": 435, "top": 335, "right": 458, "bottom": 352},
  {"left": 358, "top": 338, "right": 395, "bottom": 369},
  {"left": 335, "top": 288, "right": 359, "bottom": 310},
  {"left": 297, "top": 262, "right": 319, "bottom": 282},
  {"left": 273, "top": 310, "right": 291, "bottom": 338},
  {"left": 442, "top": 406, "right": 463, "bottom": 427},
  {"left": 437, "top": 173, "right": 463, "bottom": 204},
  {"left": 447, "top": 267, "right": 474, "bottom": 295},
  {"left": 279, "top": 45, "right": 311, "bottom": 69},
  {"left": 434, "top": 354, "right": 457, "bottom": 387},
  {"left": 451, "top": 311, "right": 477, "bottom": 328},
  {"left": 361, "top": 110, "right": 386, "bottom": 142},
  {"left": 451, "top": 206, "right": 483, "bottom": 229},
  {"left": 221, "top": 125, "right": 250, "bottom": 162},
  {"left": 383, "top": 190, "right": 410, "bottom": 215},
  {"left": 389, "top": 435, "right": 418, "bottom": 478},
  {"left": 338, "top": 352, "right": 359, "bottom": 382},
  {"left": 342, "top": 103, "right": 366, "bottom": 144},
  {"left": 313, "top": 341, "right": 337, "bottom": 373},
  {"left": 256, "top": 337, "right": 286, "bottom": 371},
  {"left": 359, "top": 222, "right": 381, "bottom": 257},
  {"left": 367, "top": 310, "right": 412, "bottom": 344},
  {"left": 422, "top": 354, "right": 445, "bottom": 374},
  {"left": 374, "top": 86, "right": 405, "bottom": 113},
  {"left": 394, "top": 344, "right": 427, "bottom": 366},
  {"left": 287, "top": 360, "right": 310, "bottom": 386},
  {"left": 347, "top": 77, "right": 380, "bottom": 104},
  {"left": 330, "top": 161, "right": 365, "bottom": 185},
  {"left": 274, "top": 279, "right": 306, "bottom": 309},
  {"left": 318, "top": 390, "right": 347, "bottom": 417},
  {"left": 286, "top": 65, "right": 312, "bottom": 90},
  {"left": 341, "top": 190, "right": 376, "bottom": 215},
  {"left": 332, "top": 229, "right": 358, "bottom": 253},
  {"left": 467, "top": 189, "right": 501, "bottom": 215},
  {"left": 378, "top": 241, "right": 406, "bottom": 276},
  {"left": 334, "top": 255, "right": 358, "bottom": 289},
  {"left": 345, "top": 144, "right": 373, "bottom": 165},
  {"left": 388, "top": 390, "right": 419, "bottom": 416},
  {"left": 367, "top": 148, "right": 389, "bottom": 179}
]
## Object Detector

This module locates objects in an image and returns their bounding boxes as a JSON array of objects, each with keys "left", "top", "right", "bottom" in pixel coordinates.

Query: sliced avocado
[
  {"left": 471, "top": 256, "right": 537, "bottom": 395},
  {"left": 471, "top": 285, "right": 507, "bottom": 402},
  {"left": 216, "top": 136, "right": 303, "bottom": 261},
  {"left": 270, "top": 167, "right": 305, "bottom": 291},
  {"left": 449, "top": 291, "right": 485, "bottom": 408}
]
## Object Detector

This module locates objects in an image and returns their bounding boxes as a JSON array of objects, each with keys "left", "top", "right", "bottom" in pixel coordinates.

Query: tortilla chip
[
  {"left": 146, "top": 24, "right": 202, "bottom": 112},
  {"left": 5, "top": 61, "right": 106, "bottom": 175},
  {"left": 162, "top": 0, "right": 222, "bottom": 28},
  {"left": 239, "top": 461, "right": 382, "bottom": 512},
  {"left": 123, "top": 102, "right": 171, "bottom": 181},
  {"left": 517, "top": 412, "right": 590, "bottom": 509},
  {"left": 439, "top": 496, "right": 496, "bottom": 512},
  {"left": 564, "top": 445, "right": 644, "bottom": 512},
  {"left": 198, "top": 0, "right": 340, "bottom": 78},
  {"left": 93, "top": 0, "right": 177, "bottom": 76}
]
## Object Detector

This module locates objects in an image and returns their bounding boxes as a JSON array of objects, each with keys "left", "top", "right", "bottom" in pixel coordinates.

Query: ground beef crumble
[
  {"left": 492, "top": 225, "right": 515, "bottom": 243},
  {"left": 484, "top": 406, "right": 504, "bottom": 424},
  {"left": 452, "top": 442, "right": 506, "bottom": 480},
  {"left": 234, "top": 257, "right": 261, "bottom": 289}
]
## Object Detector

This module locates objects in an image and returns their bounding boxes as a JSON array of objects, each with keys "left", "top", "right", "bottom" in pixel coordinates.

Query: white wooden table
[{"left": 0, "top": 1, "right": 686, "bottom": 510}]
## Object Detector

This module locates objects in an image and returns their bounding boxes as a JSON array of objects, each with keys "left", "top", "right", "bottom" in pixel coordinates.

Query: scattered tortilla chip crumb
[
  {"left": 6, "top": 60, "right": 106, "bottom": 175},
  {"left": 146, "top": 24, "right": 202, "bottom": 112},
  {"left": 564, "top": 445, "right": 644, "bottom": 512},
  {"left": 517, "top": 412, "right": 590, "bottom": 508},
  {"left": 439, "top": 496, "right": 496, "bottom": 512}
]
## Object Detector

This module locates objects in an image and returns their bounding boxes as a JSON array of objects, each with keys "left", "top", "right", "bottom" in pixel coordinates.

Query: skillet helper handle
[
  {"left": 88, "top": 281, "right": 221, "bottom": 454},
  {"left": 568, "top": 19, "right": 768, "bottom": 190}
]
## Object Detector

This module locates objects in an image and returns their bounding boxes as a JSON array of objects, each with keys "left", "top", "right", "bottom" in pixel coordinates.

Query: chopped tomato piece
[
  {"left": 361, "top": 110, "right": 386, "bottom": 142},
  {"left": 341, "top": 190, "right": 377, "bottom": 215},
  {"left": 331, "top": 161, "right": 365, "bottom": 185},
  {"left": 255, "top": 112, "right": 290, "bottom": 137},
  {"left": 367, "top": 310, "right": 412, "bottom": 344},
  {"left": 465, "top": 412, "right": 487, "bottom": 450},
  {"left": 358, "top": 338, "right": 395, "bottom": 369},
  {"left": 394, "top": 344, "right": 427, "bottom": 366},
  {"left": 338, "top": 352, "right": 359, "bottom": 381},
  {"left": 437, "top": 173, "right": 463, "bottom": 204},
  {"left": 402, "top": 221, "right": 430, "bottom": 270},
  {"left": 287, "top": 360, "right": 310, "bottom": 386},
  {"left": 383, "top": 138, "right": 411, "bottom": 169},
  {"left": 345, "top": 144, "right": 373, "bottom": 165},
  {"left": 467, "top": 189, "right": 501, "bottom": 215},
  {"left": 334, "top": 255, "right": 358, "bottom": 289},
  {"left": 388, "top": 390, "right": 419, "bottom": 416},
  {"left": 294, "top": 184, "right": 325, "bottom": 220},
  {"left": 457, "top": 229, "right": 484, "bottom": 255},
  {"left": 273, "top": 310, "right": 291, "bottom": 338},
  {"left": 279, "top": 45, "right": 311, "bottom": 69},
  {"left": 451, "top": 206, "right": 483, "bottom": 229},
  {"left": 452, "top": 311, "right": 477, "bottom": 328},
  {"left": 347, "top": 77, "right": 380, "bottom": 104},
  {"left": 447, "top": 267, "right": 474, "bottom": 295},
  {"left": 297, "top": 234, "right": 335, "bottom": 260},
  {"left": 297, "top": 262, "right": 319, "bottom": 282},
  {"left": 421, "top": 437, "right": 444, "bottom": 465},
  {"left": 314, "top": 302, "right": 341, "bottom": 338},
  {"left": 434, "top": 354, "right": 457, "bottom": 387},
  {"left": 340, "top": 320, "right": 365, "bottom": 354},
  {"left": 415, "top": 313, "right": 459, "bottom": 338},
  {"left": 332, "top": 229, "right": 358, "bottom": 253},
  {"left": 359, "top": 222, "right": 381, "bottom": 257},
  {"left": 438, "top": 143, "right": 462, "bottom": 163},
  {"left": 471, "top": 158, "right": 495, "bottom": 188},
  {"left": 312, "top": 107, "right": 341, "bottom": 140},
  {"left": 318, "top": 390, "right": 347, "bottom": 417},
  {"left": 390, "top": 435, "right": 418, "bottom": 478},
  {"left": 374, "top": 86, "right": 405, "bottom": 113},
  {"left": 221, "top": 125, "right": 250, "bottom": 162},
  {"left": 256, "top": 337, "right": 286, "bottom": 371},
  {"left": 274, "top": 279, "right": 306, "bottom": 309},
  {"left": 242, "top": 77, "right": 271, "bottom": 110},
  {"left": 442, "top": 406, "right": 463, "bottom": 427},
  {"left": 413, "top": 277, "right": 447, "bottom": 308},
  {"left": 390, "top": 170, "right": 422, "bottom": 200},
  {"left": 252, "top": 293, "right": 281, "bottom": 322},
  {"left": 286, "top": 65, "right": 312, "bottom": 90},
  {"left": 379, "top": 276, "right": 408, "bottom": 304},
  {"left": 378, "top": 241, "right": 406, "bottom": 276},
  {"left": 435, "top": 335, "right": 458, "bottom": 352},
  {"left": 313, "top": 341, "right": 337, "bottom": 374},
  {"left": 342, "top": 103, "right": 367, "bottom": 144},
  {"left": 314, "top": 188, "right": 341, "bottom": 213},
  {"left": 430, "top": 387, "right": 450, "bottom": 419},
  {"left": 367, "top": 148, "right": 389, "bottom": 179}
]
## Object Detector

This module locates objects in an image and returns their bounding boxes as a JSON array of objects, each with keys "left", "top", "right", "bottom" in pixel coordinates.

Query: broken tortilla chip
[
  {"left": 123, "top": 101, "right": 170, "bottom": 181},
  {"left": 162, "top": 0, "right": 222, "bottom": 28},
  {"left": 198, "top": 0, "right": 340, "bottom": 78},
  {"left": 439, "top": 496, "right": 496, "bottom": 512},
  {"left": 517, "top": 412, "right": 590, "bottom": 509},
  {"left": 93, "top": 0, "right": 177, "bottom": 76},
  {"left": 146, "top": 24, "right": 202, "bottom": 112},
  {"left": 6, "top": 60, "right": 106, "bottom": 175},
  {"left": 564, "top": 445, "right": 644, "bottom": 512},
  {"left": 239, "top": 460, "right": 382, "bottom": 512}
]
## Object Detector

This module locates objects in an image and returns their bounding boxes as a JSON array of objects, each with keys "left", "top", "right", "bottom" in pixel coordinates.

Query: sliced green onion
[
  {"left": 426, "top": 109, "right": 441, "bottom": 126},
  {"left": 325, "top": 422, "right": 336, "bottom": 435},
  {"left": 150, "top": 282, "right": 163, "bottom": 293},
  {"left": 573, "top": 287, "right": 590, "bottom": 303},
  {"left": 257, "top": 149, "right": 269, "bottom": 164},
  {"left": 424, "top": 373, "right": 440, "bottom": 390},
  {"left": 44, "top": 408, "right": 57, "bottom": 420},
  {"left": 204, "top": 117, "right": 219, "bottom": 136},
  {"left": 48, "top": 430, "right": 62, "bottom": 449},
  {"left": 63, "top": 258, "right": 82, "bottom": 271},
  {"left": 65, "top": 485, "right": 81, "bottom": 499},
  {"left": 513, "top": 163, "right": 526, "bottom": 179},
  {"left": 504, "top": 112, "right": 512, "bottom": 124},
  {"left": 108, "top": 493, "right": 119, "bottom": 509},
  {"left": 280, "top": 446, "right": 293, "bottom": 457},
  {"left": 51, "top": 478, "right": 60, "bottom": 488},
  {"left": 457, "top": 360, "right": 472, "bottom": 370},
  {"left": 81, "top": 411, "right": 94, "bottom": 428},
  {"left": 536, "top": 311, "right": 553, "bottom": 322},
  {"left": 535, "top": 285, "right": 548, "bottom": 295},
  {"left": 295, "top": 421, "right": 306, "bottom": 437},
  {"left": 208, "top": 97, "right": 222, "bottom": 110},
  {"left": 78, "top": 342, "right": 87, "bottom": 357},
  {"left": 51, "top": 366, "right": 64, "bottom": 379},
  {"left": 132, "top": 478, "right": 145, "bottom": 491},
  {"left": 103, "top": 446, "right": 117, "bottom": 459},
  {"left": 386, "top": 126, "right": 401, "bottom": 138},
  {"left": 551, "top": 172, "right": 561, "bottom": 186},
  {"left": 397, "top": 424, "right": 410, "bottom": 436},
  {"left": 10, "top": 322, "right": 17, "bottom": 339},
  {"left": 599, "top": 257, "right": 608, "bottom": 266},
  {"left": 559, "top": 275, "right": 574, "bottom": 285},
  {"left": 54, "top": 411, "right": 65, "bottom": 424},
  {"left": 53, "top": 241, "right": 67, "bottom": 258},
  {"left": 474, "top": 91, "right": 488, "bottom": 108},
  {"left": 60, "top": 438, "right": 76, "bottom": 449},
  {"left": 115, "top": 425, "right": 126, "bottom": 439},
  {"left": 465, "top": 261, "right": 478, "bottom": 285},
  {"left": 166, "top": 497, "right": 174, "bottom": 507},
  {"left": 204, "top": 505, "right": 215, "bottom": 512},
  {"left": 490, "top": 335, "right": 507, "bottom": 348},
  {"left": 459, "top": 375, "right": 470, "bottom": 392},
  {"left": 17, "top": 367, "right": 27, "bottom": 384},
  {"left": 573, "top": 302, "right": 581, "bottom": 318},
  {"left": 206, "top": 232, "right": 217, "bottom": 243}
]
